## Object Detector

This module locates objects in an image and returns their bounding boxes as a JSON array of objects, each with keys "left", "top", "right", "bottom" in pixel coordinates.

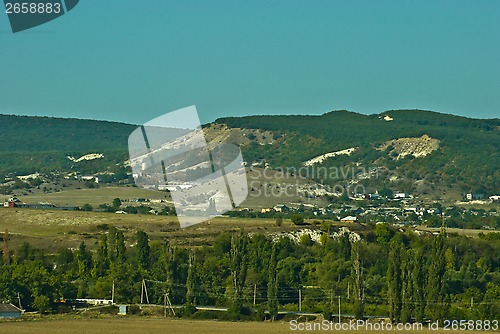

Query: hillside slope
[
  {"left": 214, "top": 110, "right": 499, "bottom": 197},
  {"left": 0, "top": 110, "right": 498, "bottom": 199}
]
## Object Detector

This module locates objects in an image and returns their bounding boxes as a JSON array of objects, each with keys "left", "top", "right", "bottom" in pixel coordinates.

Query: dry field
[
  {"left": 0, "top": 317, "right": 493, "bottom": 334},
  {"left": 0, "top": 208, "right": 340, "bottom": 251},
  {"left": 0, "top": 204, "right": 490, "bottom": 252},
  {"left": 16, "top": 187, "right": 171, "bottom": 207}
]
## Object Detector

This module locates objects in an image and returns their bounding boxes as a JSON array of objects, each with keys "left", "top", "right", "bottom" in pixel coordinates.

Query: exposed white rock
[
  {"left": 68, "top": 153, "right": 104, "bottom": 162},
  {"left": 268, "top": 226, "right": 361, "bottom": 245},
  {"left": 304, "top": 147, "right": 357, "bottom": 166}
]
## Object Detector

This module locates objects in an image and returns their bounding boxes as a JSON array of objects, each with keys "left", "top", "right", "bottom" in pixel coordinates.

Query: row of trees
[{"left": 0, "top": 225, "right": 499, "bottom": 321}]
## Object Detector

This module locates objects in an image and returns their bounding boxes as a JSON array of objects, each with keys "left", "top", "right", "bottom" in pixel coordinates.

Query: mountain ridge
[{"left": 0, "top": 110, "right": 498, "bottom": 199}]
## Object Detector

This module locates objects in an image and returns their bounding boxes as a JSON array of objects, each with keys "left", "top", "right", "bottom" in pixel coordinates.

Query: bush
[
  {"left": 181, "top": 305, "right": 197, "bottom": 317},
  {"left": 96, "top": 224, "right": 109, "bottom": 231},
  {"left": 99, "top": 305, "right": 118, "bottom": 315},
  {"left": 299, "top": 234, "right": 313, "bottom": 246},
  {"left": 291, "top": 214, "right": 304, "bottom": 225},
  {"left": 81, "top": 203, "right": 93, "bottom": 211},
  {"left": 128, "top": 305, "right": 141, "bottom": 315},
  {"left": 33, "top": 294, "right": 51, "bottom": 314}
]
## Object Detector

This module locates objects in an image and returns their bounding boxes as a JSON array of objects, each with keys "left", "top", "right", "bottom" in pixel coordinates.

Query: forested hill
[
  {"left": 0, "top": 114, "right": 135, "bottom": 152},
  {"left": 216, "top": 109, "right": 499, "bottom": 148},
  {"left": 0, "top": 110, "right": 498, "bottom": 197},
  {"left": 0, "top": 114, "right": 135, "bottom": 177},
  {"left": 214, "top": 110, "right": 500, "bottom": 196}
]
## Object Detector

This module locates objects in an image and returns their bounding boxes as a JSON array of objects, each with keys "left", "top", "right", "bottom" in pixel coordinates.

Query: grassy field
[
  {"left": 0, "top": 208, "right": 343, "bottom": 251},
  {"left": 0, "top": 317, "right": 493, "bottom": 334},
  {"left": 13, "top": 171, "right": 329, "bottom": 209},
  {"left": 0, "top": 204, "right": 492, "bottom": 252},
  {"left": 16, "top": 187, "right": 172, "bottom": 207}
]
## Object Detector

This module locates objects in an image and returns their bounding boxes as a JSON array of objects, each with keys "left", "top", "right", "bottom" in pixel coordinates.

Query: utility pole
[
  {"left": 165, "top": 292, "right": 175, "bottom": 316},
  {"left": 338, "top": 296, "right": 341, "bottom": 323},
  {"left": 111, "top": 280, "right": 115, "bottom": 304},
  {"left": 253, "top": 284, "right": 256, "bottom": 305},
  {"left": 17, "top": 292, "right": 22, "bottom": 311},
  {"left": 140, "top": 279, "right": 150, "bottom": 304},
  {"left": 140, "top": 280, "right": 144, "bottom": 304},
  {"left": 298, "top": 288, "right": 302, "bottom": 312},
  {"left": 164, "top": 292, "right": 167, "bottom": 318}
]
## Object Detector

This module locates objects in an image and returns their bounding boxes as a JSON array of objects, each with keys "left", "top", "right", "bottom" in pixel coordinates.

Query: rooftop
[{"left": 0, "top": 303, "right": 22, "bottom": 313}]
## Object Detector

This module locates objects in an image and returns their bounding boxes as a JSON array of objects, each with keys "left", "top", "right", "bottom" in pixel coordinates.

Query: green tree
[
  {"left": 351, "top": 242, "right": 365, "bottom": 319},
  {"left": 387, "top": 235, "right": 403, "bottom": 322},
  {"left": 112, "top": 198, "right": 122, "bottom": 208},
  {"left": 230, "top": 232, "right": 247, "bottom": 314},
  {"left": 379, "top": 187, "right": 394, "bottom": 199},
  {"left": 92, "top": 234, "right": 109, "bottom": 277},
  {"left": 81, "top": 203, "right": 93, "bottom": 211},
  {"left": 412, "top": 247, "right": 426, "bottom": 323},
  {"left": 400, "top": 252, "right": 413, "bottom": 323},
  {"left": 299, "top": 234, "right": 313, "bottom": 246},
  {"left": 375, "top": 224, "right": 393, "bottom": 245},
  {"left": 291, "top": 214, "right": 305, "bottom": 225},
  {"left": 116, "top": 230, "right": 126, "bottom": 263},
  {"left": 136, "top": 230, "right": 150, "bottom": 270},
  {"left": 426, "top": 232, "right": 449, "bottom": 320},
  {"left": 267, "top": 245, "right": 278, "bottom": 321},
  {"left": 76, "top": 242, "right": 92, "bottom": 278},
  {"left": 33, "top": 294, "right": 50, "bottom": 314},
  {"left": 186, "top": 250, "right": 197, "bottom": 307}
]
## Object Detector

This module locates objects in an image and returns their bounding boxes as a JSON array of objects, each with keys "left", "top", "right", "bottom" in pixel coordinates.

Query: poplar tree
[
  {"left": 426, "top": 231, "right": 449, "bottom": 320},
  {"left": 387, "top": 235, "right": 403, "bottom": 322},
  {"left": 230, "top": 232, "right": 247, "bottom": 313},
  {"left": 186, "top": 249, "right": 197, "bottom": 307},
  {"left": 136, "top": 230, "right": 150, "bottom": 270},
  {"left": 351, "top": 242, "right": 365, "bottom": 319},
  {"left": 267, "top": 244, "right": 278, "bottom": 321},
  {"left": 116, "top": 230, "right": 126, "bottom": 263},
  {"left": 412, "top": 247, "right": 426, "bottom": 322},
  {"left": 401, "top": 250, "right": 413, "bottom": 323}
]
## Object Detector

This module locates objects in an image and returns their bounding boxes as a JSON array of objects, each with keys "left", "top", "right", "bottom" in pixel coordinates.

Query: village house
[
  {"left": 0, "top": 303, "right": 22, "bottom": 319},
  {"left": 340, "top": 216, "right": 358, "bottom": 223},
  {"left": 3, "top": 197, "right": 21, "bottom": 208},
  {"left": 466, "top": 193, "right": 485, "bottom": 200},
  {"left": 273, "top": 204, "right": 290, "bottom": 213}
]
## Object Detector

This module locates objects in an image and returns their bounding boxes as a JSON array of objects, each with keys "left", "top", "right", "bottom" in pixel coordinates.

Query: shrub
[
  {"left": 81, "top": 203, "right": 93, "bottom": 211},
  {"left": 291, "top": 214, "right": 304, "bottom": 225}
]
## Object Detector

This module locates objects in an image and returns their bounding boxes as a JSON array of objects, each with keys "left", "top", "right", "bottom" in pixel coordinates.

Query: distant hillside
[
  {"left": 0, "top": 110, "right": 498, "bottom": 199},
  {"left": 0, "top": 114, "right": 135, "bottom": 177},
  {"left": 214, "top": 110, "right": 500, "bottom": 198}
]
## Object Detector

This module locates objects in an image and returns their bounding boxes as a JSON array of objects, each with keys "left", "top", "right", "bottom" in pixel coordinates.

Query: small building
[
  {"left": 394, "top": 192, "right": 409, "bottom": 199},
  {"left": 70, "top": 298, "right": 113, "bottom": 306},
  {"left": 466, "top": 193, "right": 485, "bottom": 200},
  {"left": 341, "top": 216, "right": 358, "bottom": 223},
  {"left": 0, "top": 303, "right": 22, "bottom": 319},
  {"left": 273, "top": 204, "right": 290, "bottom": 213},
  {"left": 118, "top": 305, "right": 128, "bottom": 315},
  {"left": 4, "top": 197, "right": 21, "bottom": 208},
  {"left": 490, "top": 195, "right": 500, "bottom": 202}
]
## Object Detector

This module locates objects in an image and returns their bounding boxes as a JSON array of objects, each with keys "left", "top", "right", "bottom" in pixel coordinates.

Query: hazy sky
[{"left": 1, "top": 0, "right": 499, "bottom": 124}]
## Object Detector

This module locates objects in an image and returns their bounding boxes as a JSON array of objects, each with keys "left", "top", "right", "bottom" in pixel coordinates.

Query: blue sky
[{"left": 1, "top": 0, "right": 499, "bottom": 124}]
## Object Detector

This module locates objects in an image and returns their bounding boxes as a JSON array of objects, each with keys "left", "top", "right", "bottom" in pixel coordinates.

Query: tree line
[{"left": 0, "top": 225, "right": 499, "bottom": 321}]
